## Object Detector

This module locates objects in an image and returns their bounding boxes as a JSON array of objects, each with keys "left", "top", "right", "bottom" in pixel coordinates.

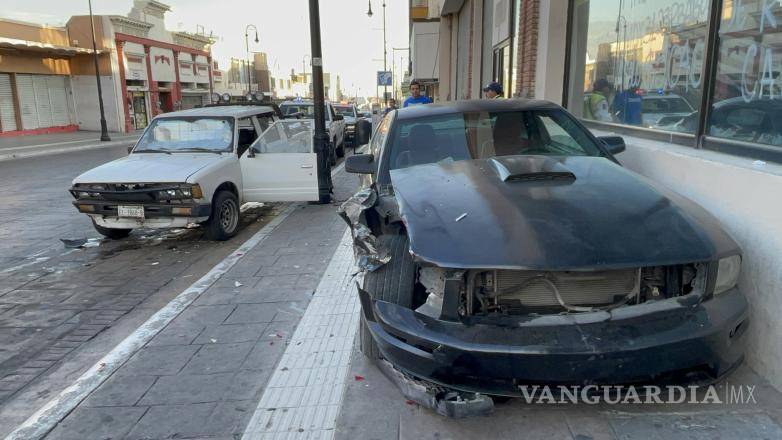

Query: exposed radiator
[{"left": 492, "top": 269, "right": 640, "bottom": 307}]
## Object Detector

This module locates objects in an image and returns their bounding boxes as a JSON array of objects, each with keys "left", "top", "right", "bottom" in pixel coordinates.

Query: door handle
[{"left": 300, "top": 165, "right": 314, "bottom": 168}]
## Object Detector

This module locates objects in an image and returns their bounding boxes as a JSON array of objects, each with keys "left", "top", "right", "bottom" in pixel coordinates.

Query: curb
[{"left": 0, "top": 139, "right": 138, "bottom": 163}]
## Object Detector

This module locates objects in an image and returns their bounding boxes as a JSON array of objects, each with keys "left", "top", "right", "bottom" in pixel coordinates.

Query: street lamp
[
  {"left": 88, "top": 0, "right": 110, "bottom": 141},
  {"left": 308, "top": 0, "right": 332, "bottom": 204},
  {"left": 244, "top": 24, "right": 259, "bottom": 94},
  {"left": 367, "top": 0, "right": 387, "bottom": 107}
]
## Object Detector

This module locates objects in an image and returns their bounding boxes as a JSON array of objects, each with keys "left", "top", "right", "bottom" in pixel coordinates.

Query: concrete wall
[
  {"left": 613, "top": 135, "right": 782, "bottom": 391},
  {"left": 0, "top": 19, "right": 69, "bottom": 45},
  {"left": 71, "top": 75, "right": 121, "bottom": 132}
]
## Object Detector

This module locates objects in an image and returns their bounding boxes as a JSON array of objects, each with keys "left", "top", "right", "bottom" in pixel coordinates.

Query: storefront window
[
  {"left": 710, "top": 0, "right": 782, "bottom": 147},
  {"left": 568, "top": 0, "right": 710, "bottom": 133}
]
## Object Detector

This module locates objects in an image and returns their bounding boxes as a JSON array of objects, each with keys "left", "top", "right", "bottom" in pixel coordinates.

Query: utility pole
[
  {"left": 88, "top": 0, "right": 110, "bottom": 141},
  {"left": 367, "top": 1, "right": 387, "bottom": 107},
  {"left": 308, "top": 0, "right": 332, "bottom": 204}
]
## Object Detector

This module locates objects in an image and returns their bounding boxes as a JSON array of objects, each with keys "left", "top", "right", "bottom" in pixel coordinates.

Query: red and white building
[{"left": 67, "top": 0, "right": 215, "bottom": 133}]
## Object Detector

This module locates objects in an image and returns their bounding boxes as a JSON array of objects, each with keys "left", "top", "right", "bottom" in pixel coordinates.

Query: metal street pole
[
  {"left": 382, "top": 1, "right": 387, "bottom": 107},
  {"left": 244, "top": 24, "right": 259, "bottom": 94},
  {"left": 308, "top": 0, "right": 332, "bottom": 204},
  {"left": 88, "top": 0, "right": 110, "bottom": 141}
]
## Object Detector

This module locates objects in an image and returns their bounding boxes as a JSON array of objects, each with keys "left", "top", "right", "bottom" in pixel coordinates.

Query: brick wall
[{"left": 514, "top": 0, "right": 539, "bottom": 97}]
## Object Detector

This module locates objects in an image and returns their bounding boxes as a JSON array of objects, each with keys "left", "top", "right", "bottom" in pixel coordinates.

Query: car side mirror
[
  {"left": 333, "top": 114, "right": 344, "bottom": 121},
  {"left": 598, "top": 136, "right": 626, "bottom": 155},
  {"left": 345, "top": 154, "right": 376, "bottom": 174},
  {"left": 355, "top": 119, "right": 372, "bottom": 145}
]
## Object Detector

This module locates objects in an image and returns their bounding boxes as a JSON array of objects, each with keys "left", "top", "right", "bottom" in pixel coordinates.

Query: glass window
[
  {"left": 253, "top": 120, "right": 312, "bottom": 154},
  {"left": 711, "top": 0, "right": 782, "bottom": 148},
  {"left": 387, "top": 110, "right": 604, "bottom": 170},
  {"left": 568, "top": 0, "right": 710, "bottom": 133},
  {"left": 135, "top": 118, "right": 234, "bottom": 153}
]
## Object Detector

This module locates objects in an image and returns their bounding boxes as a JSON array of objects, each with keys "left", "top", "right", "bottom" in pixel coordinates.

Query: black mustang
[{"left": 340, "top": 99, "right": 748, "bottom": 416}]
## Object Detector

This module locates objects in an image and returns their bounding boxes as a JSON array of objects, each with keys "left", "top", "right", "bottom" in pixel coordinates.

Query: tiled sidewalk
[{"left": 43, "top": 171, "right": 357, "bottom": 440}]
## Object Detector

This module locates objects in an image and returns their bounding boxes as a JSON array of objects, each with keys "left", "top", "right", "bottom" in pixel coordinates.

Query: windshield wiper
[
  {"left": 180, "top": 147, "right": 223, "bottom": 154},
  {"left": 135, "top": 149, "right": 171, "bottom": 154}
]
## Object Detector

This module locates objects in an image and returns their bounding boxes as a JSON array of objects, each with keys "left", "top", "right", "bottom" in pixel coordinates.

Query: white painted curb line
[{"left": 0, "top": 138, "right": 137, "bottom": 163}]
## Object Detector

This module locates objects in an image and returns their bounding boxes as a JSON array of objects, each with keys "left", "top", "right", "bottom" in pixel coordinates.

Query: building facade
[
  {"left": 0, "top": 19, "right": 95, "bottom": 136},
  {"left": 412, "top": 0, "right": 782, "bottom": 393},
  {"left": 0, "top": 0, "right": 215, "bottom": 137}
]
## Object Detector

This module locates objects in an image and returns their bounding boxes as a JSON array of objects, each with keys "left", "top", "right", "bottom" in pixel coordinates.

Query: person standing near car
[
  {"left": 384, "top": 98, "right": 398, "bottom": 115},
  {"left": 403, "top": 80, "right": 433, "bottom": 107},
  {"left": 483, "top": 82, "right": 504, "bottom": 99},
  {"left": 584, "top": 78, "right": 613, "bottom": 122}
]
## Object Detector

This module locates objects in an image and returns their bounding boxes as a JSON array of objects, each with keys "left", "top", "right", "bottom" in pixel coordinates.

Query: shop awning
[{"left": 0, "top": 37, "right": 102, "bottom": 56}]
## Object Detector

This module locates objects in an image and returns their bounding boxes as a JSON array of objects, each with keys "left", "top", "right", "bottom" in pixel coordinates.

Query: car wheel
[
  {"left": 91, "top": 220, "right": 131, "bottom": 239},
  {"left": 360, "top": 234, "right": 415, "bottom": 360},
  {"left": 336, "top": 138, "right": 345, "bottom": 158},
  {"left": 205, "top": 190, "right": 240, "bottom": 241}
]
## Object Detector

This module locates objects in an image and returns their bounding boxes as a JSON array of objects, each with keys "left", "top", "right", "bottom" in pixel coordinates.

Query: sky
[{"left": 2, "top": 0, "right": 410, "bottom": 98}]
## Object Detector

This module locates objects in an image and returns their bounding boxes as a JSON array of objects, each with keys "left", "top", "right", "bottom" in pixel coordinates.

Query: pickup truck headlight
[
  {"left": 157, "top": 184, "right": 203, "bottom": 200},
  {"left": 714, "top": 255, "right": 741, "bottom": 295}
]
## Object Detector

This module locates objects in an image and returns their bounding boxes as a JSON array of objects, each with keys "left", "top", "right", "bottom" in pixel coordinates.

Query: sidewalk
[
  {"left": 0, "top": 131, "right": 140, "bottom": 162},
  {"left": 9, "top": 168, "right": 358, "bottom": 440}
]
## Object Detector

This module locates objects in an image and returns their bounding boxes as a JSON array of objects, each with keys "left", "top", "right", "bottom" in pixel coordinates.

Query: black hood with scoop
[{"left": 389, "top": 155, "right": 739, "bottom": 270}]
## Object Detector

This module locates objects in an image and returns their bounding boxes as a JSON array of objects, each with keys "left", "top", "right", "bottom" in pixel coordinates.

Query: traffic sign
[{"left": 377, "top": 71, "right": 392, "bottom": 86}]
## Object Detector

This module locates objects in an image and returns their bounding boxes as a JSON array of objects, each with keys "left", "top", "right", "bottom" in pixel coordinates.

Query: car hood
[
  {"left": 73, "top": 153, "right": 226, "bottom": 184},
  {"left": 389, "top": 156, "right": 738, "bottom": 270}
]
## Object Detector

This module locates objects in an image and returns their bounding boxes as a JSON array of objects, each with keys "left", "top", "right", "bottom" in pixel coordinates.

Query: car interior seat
[
  {"left": 493, "top": 113, "right": 529, "bottom": 156},
  {"left": 238, "top": 129, "right": 257, "bottom": 156},
  {"left": 407, "top": 124, "right": 440, "bottom": 165}
]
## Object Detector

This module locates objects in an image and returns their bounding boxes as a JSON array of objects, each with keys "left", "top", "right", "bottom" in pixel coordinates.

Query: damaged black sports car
[{"left": 340, "top": 100, "right": 748, "bottom": 415}]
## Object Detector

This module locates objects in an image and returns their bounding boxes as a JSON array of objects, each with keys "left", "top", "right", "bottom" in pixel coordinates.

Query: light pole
[
  {"left": 88, "top": 0, "right": 110, "bottom": 141},
  {"left": 308, "top": 0, "right": 332, "bottom": 204},
  {"left": 392, "top": 47, "right": 409, "bottom": 101},
  {"left": 367, "top": 0, "right": 387, "bottom": 107},
  {"left": 244, "top": 24, "right": 259, "bottom": 94}
]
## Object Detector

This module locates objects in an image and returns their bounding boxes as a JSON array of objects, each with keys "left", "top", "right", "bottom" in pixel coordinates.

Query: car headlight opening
[{"left": 714, "top": 255, "right": 741, "bottom": 295}]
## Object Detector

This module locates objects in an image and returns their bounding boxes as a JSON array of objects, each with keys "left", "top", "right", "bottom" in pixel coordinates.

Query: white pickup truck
[{"left": 70, "top": 105, "right": 324, "bottom": 240}]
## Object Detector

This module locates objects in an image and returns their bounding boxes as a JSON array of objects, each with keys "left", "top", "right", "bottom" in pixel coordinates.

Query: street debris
[
  {"left": 234, "top": 281, "right": 243, "bottom": 287},
  {"left": 455, "top": 212, "right": 468, "bottom": 222},
  {"left": 60, "top": 238, "right": 102, "bottom": 249},
  {"left": 354, "top": 375, "right": 365, "bottom": 381}
]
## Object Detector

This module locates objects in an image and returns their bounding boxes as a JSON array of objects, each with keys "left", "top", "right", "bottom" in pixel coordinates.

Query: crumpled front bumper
[{"left": 359, "top": 287, "right": 749, "bottom": 396}]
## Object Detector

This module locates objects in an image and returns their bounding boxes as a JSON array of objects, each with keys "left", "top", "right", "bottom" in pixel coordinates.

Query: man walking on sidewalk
[{"left": 403, "top": 80, "right": 433, "bottom": 107}]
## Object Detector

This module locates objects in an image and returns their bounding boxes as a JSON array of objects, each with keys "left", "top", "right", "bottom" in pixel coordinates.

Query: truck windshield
[
  {"left": 334, "top": 106, "right": 355, "bottom": 117},
  {"left": 387, "top": 109, "right": 603, "bottom": 170},
  {"left": 280, "top": 104, "right": 316, "bottom": 118},
  {"left": 135, "top": 118, "right": 234, "bottom": 153}
]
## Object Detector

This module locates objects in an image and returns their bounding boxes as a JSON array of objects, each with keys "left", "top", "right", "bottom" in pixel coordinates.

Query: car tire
[
  {"left": 360, "top": 234, "right": 416, "bottom": 360},
  {"left": 329, "top": 139, "right": 337, "bottom": 165},
  {"left": 204, "top": 190, "right": 240, "bottom": 241},
  {"left": 336, "top": 138, "right": 345, "bottom": 158},
  {"left": 91, "top": 220, "right": 131, "bottom": 239}
]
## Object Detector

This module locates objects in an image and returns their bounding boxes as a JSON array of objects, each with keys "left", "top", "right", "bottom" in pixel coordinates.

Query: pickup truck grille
[{"left": 70, "top": 183, "right": 190, "bottom": 203}]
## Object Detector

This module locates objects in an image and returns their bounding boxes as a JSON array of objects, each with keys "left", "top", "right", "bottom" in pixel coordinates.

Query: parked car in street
[
  {"left": 640, "top": 93, "right": 694, "bottom": 128},
  {"left": 70, "top": 105, "right": 323, "bottom": 240},
  {"left": 340, "top": 99, "right": 747, "bottom": 415},
  {"left": 334, "top": 103, "right": 365, "bottom": 148},
  {"left": 280, "top": 99, "right": 346, "bottom": 163}
]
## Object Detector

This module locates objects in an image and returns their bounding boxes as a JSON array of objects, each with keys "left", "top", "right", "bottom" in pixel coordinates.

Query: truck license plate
[{"left": 118, "top": 205, "right": 144, "bottom": 219}]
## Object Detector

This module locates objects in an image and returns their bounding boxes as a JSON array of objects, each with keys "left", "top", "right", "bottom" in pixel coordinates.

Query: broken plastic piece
[{"left": 455, "top": 213, "right": 467, "bottom": 222}]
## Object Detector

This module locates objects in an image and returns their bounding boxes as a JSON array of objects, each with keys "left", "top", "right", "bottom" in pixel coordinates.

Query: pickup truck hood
[
  {"left": 389, "top": 156, "right": 739, "bottom": 270},
  {"left": 73, "top": 153, "right": 226, "bottom": 184}
]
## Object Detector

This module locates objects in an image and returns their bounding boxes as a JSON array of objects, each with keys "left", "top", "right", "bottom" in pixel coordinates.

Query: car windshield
[
  {"left": 334, "top": 106, "right": 355, "bottom": 117},
  {"left": 134, "top": 117, "right": 234, "bottom": 153},
  {"left": 388, "top": 109, "right": 603, "bottom": 171},
  {"left": 280, "top": 104, "right": 316, "bottom": 118}
]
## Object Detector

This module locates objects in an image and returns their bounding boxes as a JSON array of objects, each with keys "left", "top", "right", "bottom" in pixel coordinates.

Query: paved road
[{"left": 0, "top": 146, "right": 285, "bottom": 431}]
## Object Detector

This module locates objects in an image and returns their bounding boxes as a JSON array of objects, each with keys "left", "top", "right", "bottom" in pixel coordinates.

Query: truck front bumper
[
  {"left": 359, "top": 287, "right": 749, "bottom": 396},
  {"left": 74, "top": 200, "right": 211, "bottom": 229}
]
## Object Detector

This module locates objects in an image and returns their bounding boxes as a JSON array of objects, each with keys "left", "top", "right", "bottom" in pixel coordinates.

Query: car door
[{"left": 240, "top": 117, "right": 318, "bottom": 202}]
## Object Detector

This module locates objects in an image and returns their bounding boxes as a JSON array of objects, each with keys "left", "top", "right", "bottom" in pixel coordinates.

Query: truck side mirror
[
  {"left": 597, "top": 135, "right": 626, "bottom": 155},
  {"left": 355, "top": 119, "right": 372, "bottom": 145}
]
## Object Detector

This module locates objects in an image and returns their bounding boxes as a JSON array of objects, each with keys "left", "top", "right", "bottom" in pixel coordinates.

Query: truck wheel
[
  {"left": 360, "top": 235, "right": 415, "bottom": 360},
  {"left": 329, "top": 139, "right": 337, "bottom": 165},
  {"left": 205, "top": 190, "right": 240, "bottom": 241},
  {"left": 336, "top": 138, "right": 345, "bottom": 158},
  {"left": 91, "top": 220, "right": 131, "bottom": 239}
]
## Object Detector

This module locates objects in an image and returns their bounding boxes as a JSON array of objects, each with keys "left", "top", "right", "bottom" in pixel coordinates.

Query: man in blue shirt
[{"left": 403, "top": 80, "right": 433, "bottom": 107}]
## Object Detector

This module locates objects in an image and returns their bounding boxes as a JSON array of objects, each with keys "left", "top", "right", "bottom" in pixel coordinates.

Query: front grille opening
[{"left": 464, "top": 263, "right": 705, "bottom": 317}]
